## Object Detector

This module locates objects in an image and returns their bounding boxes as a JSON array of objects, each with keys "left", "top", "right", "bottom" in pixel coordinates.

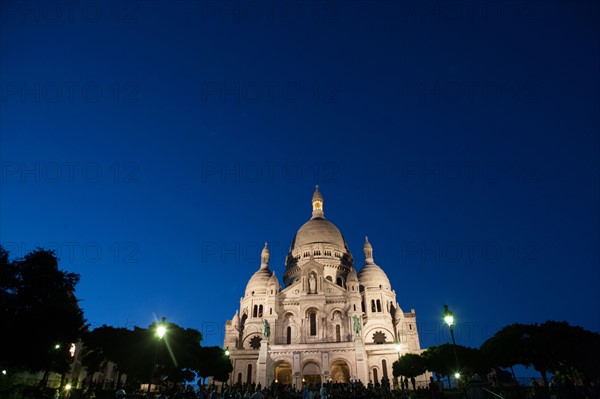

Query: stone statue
[
  {"left": 263, "top": 319, "right": 270, "bottom": 340},
  {"left": 353, "top": 315, "right": 361, "bottom": 338},
  {"left": 309, "top": 273, "right": 316, "bottom": 293}
]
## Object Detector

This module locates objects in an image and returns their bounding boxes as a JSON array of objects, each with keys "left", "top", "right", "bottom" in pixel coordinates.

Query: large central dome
[
  {"left": 289, "top": 185, "right": 348, "bottom": 251},
  {"left": 284, "top": 186, "right": 353, "bottom": 286},
  {"left": 291, "top": 217, "right": 346, "bottom": 249}
]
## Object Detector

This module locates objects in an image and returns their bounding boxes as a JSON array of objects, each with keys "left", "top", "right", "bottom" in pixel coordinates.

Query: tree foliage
[
  {"left": 0, "top": 246, "right": 87, "bottom": 375},
  {"left": 393, "top": 353, "right": 426, "bottom": 379},
  {"left": 421, "top": 344, "right": 459, "bottom": 377},
  {"left": 481, "top": 321, "right": 600, "bottom": 383},
  {"left": 81, "top": 321, "right": 232, "bottom": 386}
]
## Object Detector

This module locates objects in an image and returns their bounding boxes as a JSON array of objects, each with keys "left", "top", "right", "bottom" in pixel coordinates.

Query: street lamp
[
  {"left": 225, "top": 347, "right": 230, "bottom": 357},
  {"left": 443, "top": 305, "right": 460, "bottom": 387},
  {"left": 157, "top": 324, "right": 167, "bottom": 339},
  {"left": 149, "top": 317, "right": 167, "bottom": 393},
  {"left": 394, "top": 342, "right": 402, "bottom": 359}
]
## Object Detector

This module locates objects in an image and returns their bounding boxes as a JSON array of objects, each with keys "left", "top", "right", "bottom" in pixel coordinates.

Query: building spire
[
  {"left": 260, "top": 242, "right": 270, "bottom": 269},
  {"left": 311, "top": 185, "right": 324, "bottom": 219},
  {"left": 364, "top": 236, "right": 374, "bottom": 263}
]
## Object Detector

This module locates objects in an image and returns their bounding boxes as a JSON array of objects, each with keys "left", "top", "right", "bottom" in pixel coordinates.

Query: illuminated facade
[{"left": 223, "top": 187, "right": 423, "bottom": 387}]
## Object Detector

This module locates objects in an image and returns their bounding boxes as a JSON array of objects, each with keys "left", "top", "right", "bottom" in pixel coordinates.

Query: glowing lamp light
[
  {"left": 2, "top": 370, "right": 6, "bottom": 375},
  {"left": 54, "top": 344, "right": 61, "bottom": 349},
  {"left": 65, "top": 384, "right": 72, "bottom": 391},
  {"left": 443, "top": 305, "right": 454, "bottom": 327},
  {"left": 225, "top": 347, "right": 230, "bottom": 356},
  {"left": 157, "top": 325, "right": 167, "bottom": 339},
  {"left": 394, "top": 343, "right": 401, "bottom": 352},
  {"left": 454, "top": 372, "right": 460, "bottom": 379}
]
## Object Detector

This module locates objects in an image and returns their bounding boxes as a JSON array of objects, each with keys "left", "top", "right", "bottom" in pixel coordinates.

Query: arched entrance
[
  {"left": 274, "top": 362, "right": 293, "bottom": 386},
  {"left": 302, "top": 362, "right": 321, "bottom": 386},
  {"left": 330, "top": 360, "right": 350, "bottom": 383}
]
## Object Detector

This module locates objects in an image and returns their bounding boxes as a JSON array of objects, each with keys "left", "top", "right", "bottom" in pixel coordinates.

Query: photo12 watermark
[
  {"left": 200, "top": 161, "right": 340, "bottom": 185},
  {"left": 398, "top": 81, "right": 539, "bottom": 105},
  {"left": 199, "top": 81, "right": 340, "bottom": 105},
  {"left": 197, "top": 1, "right": 339, "bottom": 25},
  {"left": 396, "top": 0, "right": 539, "bottom": 25},
  {"left": 1, "top": 241, "right": 140, "bottom": 264},
  {"left": 398, "top": 161, "right": 539, "bottom": 184},
  {"left": 0, "top": 81, "right": 140, "bottom": 104},
  {"left": 399, "top": 241, "right": 539, "bottom": 265},
  {"left": 1, "top": 162, "right": 141, "bottom": 184},
  {"left": 0, "top": 1, "right": 140, "bottom": 25},
  {"left": 200, "top": 241, "right": 293, "bottom": 265}
]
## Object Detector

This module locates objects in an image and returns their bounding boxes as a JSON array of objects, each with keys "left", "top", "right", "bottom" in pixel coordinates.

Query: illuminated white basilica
[{"left": 224, "top": 187, "right": 422, "bottom": 387}]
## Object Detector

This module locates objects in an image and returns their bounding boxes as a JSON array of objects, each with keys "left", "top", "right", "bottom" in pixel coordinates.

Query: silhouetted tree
[
  {"left": 82, "top": 321, "right": 213, "bottom": 387},
  {"left": 0, "top": 247, "right": 87, "bottom": 384},
  {"left": 196, "top": 346, "right": 233, "bottom": 384},
  {"left": 393, "top": 353, "right": 426, "bottom": 388},
  {"left": 481, "top": 321, "right": 600, "bottom": 387}
]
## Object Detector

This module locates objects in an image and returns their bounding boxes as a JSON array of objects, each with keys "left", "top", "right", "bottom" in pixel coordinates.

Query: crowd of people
[
  {"left": 107, "top": 374, "right": 600, "bottom": 399},
  {"left": 180, "top": 379, "right": 420, "bottom": 399}
]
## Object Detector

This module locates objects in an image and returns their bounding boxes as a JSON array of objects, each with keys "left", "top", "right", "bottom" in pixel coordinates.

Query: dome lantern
[
  {"left": 311, "top": 185, "right": 324, "bottom": 219},
  {"left": 261, "top": 242, "right": 270, "bottom": 269},
  {"left": 364, "top": 236, "right": 374, "bottom": 263}
]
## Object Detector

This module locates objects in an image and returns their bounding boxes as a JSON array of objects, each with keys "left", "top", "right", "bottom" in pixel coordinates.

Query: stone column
[
  {"left": 256, "top": 340, "right": 269, "bottom": 386},
  {"left": 354, "top": 340, "right": 369, "bottom": 383}
]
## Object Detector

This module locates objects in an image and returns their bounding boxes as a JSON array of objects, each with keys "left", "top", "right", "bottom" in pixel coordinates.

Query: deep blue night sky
[{"left": 1, "top": 0, "right": 598, "bottom": 363}]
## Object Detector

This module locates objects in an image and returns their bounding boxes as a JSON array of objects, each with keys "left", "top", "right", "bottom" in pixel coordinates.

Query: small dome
[
  {"left": 245, "top": 242, "right": 273, "bottom": 296},
  {"left": 347, "top": 268, "right": 359, "bottom": 282},
  {"left": 394, "top": 305, "right": 403, "bottom": 319},
  {"left": 357, "top": 237, "right": 391, "bottom": 289},
  {"left": 358, "top": 263, "right": 391, "bottom": 289},
  {"left": 245, "top": 267, "right": 273, "bottom": 296},
  {"left": 268, "top": 273, "right": 280, "bottom": 289}
]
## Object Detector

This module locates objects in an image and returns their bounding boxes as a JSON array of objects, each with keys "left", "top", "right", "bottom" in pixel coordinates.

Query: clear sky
[{"left": 1, "top": 0, "right": 599, "bottom": 358}]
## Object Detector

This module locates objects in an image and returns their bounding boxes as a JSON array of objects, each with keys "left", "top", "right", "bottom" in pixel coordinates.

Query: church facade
[{"left": 223, "top": 187, "right": 422, "bottom": 387}]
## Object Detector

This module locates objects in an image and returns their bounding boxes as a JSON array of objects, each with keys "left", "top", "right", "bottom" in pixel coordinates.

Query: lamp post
[
  {"left": 224, "top": 347, "right": 232, "bottom": 386},
  {"left": 394, "top": 343, "right": 402, "bottom": 360},
  {"left": 443, "top": 305, "right": 460, "bottom": 387},
  {"left": 149, "top": 318, "right": 167, "bottom": 393},
  {"left": 394, "top": 342, "right": 402, "bottom": 390}
]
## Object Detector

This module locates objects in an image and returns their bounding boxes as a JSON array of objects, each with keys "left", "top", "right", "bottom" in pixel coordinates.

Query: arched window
[
  {"left": 247, "top": 364, "right": 253, "bottom": 384},
  {"left": 373, "top": 368, "right": 379, "bottom": 384},
  {"left": 353, "top": 304, "right": 356, "bottom": 311},
  {"left": 258, "top": 305, "right": 263, "bottom": 317},
  {"left": 361, "top": 300, "right": 365, "bottom": 313},
  {"left": 309, "top": 312, "right": 317, "bottom": 336},
  {"left": 253, "top": 305, "right": 258, "bottom": 318},
  {"left": 382, "top": 359, "right": 388, "bottom": 378},
  {"left": 326, "top": 276, "right": 333, "bottom": 282},
  {"left": 336, "top": 277, "right": 343, "bottom": 287},
  {"left": 371, "top": 300, "right": 376, "bottom": 312},
  {"left": 376, "top": 300, "right": 382, "bottom": 312},
  {"left": 237, "top": 373, "right": 242, "bottom": 384},
  {"left": 335, "top": 325, "right": 341, "bottom": 342},
  {"left": 286, "top": 326, "right": 292, "bottom": 344}
]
